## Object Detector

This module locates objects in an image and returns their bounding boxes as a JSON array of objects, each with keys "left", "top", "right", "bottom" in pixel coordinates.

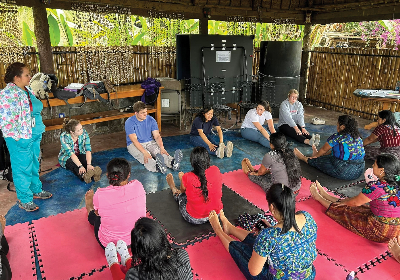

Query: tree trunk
[{"left": 299, "top": 23, "right": 312, "bottom": 103}]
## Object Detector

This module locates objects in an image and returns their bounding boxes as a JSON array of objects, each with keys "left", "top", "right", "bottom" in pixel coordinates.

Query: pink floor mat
[
  {"left": 32, "top": 208, "right": 108, "bottom": 280},
  {"left": 296, "top": 198, "right": 396, "bottom": 272},
  {"left": 80, "top": 267, "right": 112, "bottom": 280},
  {"left": 313, "top": 252, "right": 348, "bottom": 280},
  {"left": 357, "top": 254, "right": 400, "bottom": 280},
  {"left": 186, "top": 236, "right": 246, "bottom": 280},
  {"left": 5, "top": 222, "right": 36, "bottom": 280},
  {"left": 222, "top": 168, "right": 312, "bottom": 211}
]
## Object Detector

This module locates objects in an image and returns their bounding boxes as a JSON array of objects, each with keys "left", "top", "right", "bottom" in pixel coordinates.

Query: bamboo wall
[{"left": 307, "top": 47, "right": 400, "bottom": 120}]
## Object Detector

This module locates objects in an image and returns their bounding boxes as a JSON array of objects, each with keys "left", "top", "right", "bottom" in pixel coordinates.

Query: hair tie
[
  {"left": 110, "top": 174, "right": 119, "bottom": 181},
  {"left": 395, "top": 175, "right": 400, "bottom": 182}
]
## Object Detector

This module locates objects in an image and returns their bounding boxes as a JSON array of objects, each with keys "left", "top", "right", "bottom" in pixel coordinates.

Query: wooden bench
[{"left": 42, "top": 84, "right": 162, "bottom": 132}]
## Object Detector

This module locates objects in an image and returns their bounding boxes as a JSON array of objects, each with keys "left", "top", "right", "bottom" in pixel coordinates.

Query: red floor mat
[
  {"left": 296, "top": 198, "right": 395, "bottom": 272},
  {"left": 355, "top": 252, "right": 400, "bottom": 280},
  {"left": 80, "top": 267, "right": 112, "bottom": 279},
  {"left": 32, "top": 208, "right": 108, "bottom": 280},
  {"left": 222, "top": 168, "right": 313, "bottom": 211},
  {"left": 5, "top": 222, "right": 36, "bottom": 280},
  {"left": 313, "top": 252, "right": 348, "bottom": 280}
]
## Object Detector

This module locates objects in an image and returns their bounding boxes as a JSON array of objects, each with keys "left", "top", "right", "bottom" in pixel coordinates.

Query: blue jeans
[
  {"left": 308, "top": 155, "right": 365, "bottom": 180},
  {"left": 5, "top": 134, "right": 43, "bottom": 203},
  {"left": 229, "top": 234, "right": 316, "bottom": 280},
  {"left": 241, "top": 128, "right": 270, "bottom": 148},
  {"left": 190, "top": 135, "right": 219, "bottom": 155}
]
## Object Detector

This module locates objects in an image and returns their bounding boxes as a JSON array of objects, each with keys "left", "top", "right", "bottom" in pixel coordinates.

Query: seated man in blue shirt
[{"left": 125, "top": 101, "right": 182, "bottom": 173}]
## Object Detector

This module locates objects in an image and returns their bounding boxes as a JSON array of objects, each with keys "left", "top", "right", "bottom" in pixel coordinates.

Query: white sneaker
[
  {"left": 314, "top": 134, "right": 321, "bottom": 146},
  {"left": 309, "top": 134, "right": 316, "bottom": 146},
  {"left": 312, "top": 117, "right": 325, "bottom": 125},
  {"left": 216, "top": 143, "right": 225, "bottom": 159},
  {"left": 225, "top": 141, "right": 233, "bottom": 158}
]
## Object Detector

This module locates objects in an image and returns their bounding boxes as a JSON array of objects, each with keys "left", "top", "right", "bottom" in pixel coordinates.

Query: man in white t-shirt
[{"left": 241, "top": 100, "right": 276, "bottom": 147}]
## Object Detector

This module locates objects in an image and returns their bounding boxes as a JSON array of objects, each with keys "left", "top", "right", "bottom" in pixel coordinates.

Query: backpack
[
  {"left": 47, "top": 74, "right": 82, "bottom": 109},
  {"left": 141, "top": 78, "right": 161, "bottom": 106},
  {"left": 79, "top": 82, "right": 110, "bottom": 105},
  {"left": 29, "top": 72, "right": 52, "bottom": 99},
  {"left": 0, "top": 131, "right": 14, "bottom": 192}
]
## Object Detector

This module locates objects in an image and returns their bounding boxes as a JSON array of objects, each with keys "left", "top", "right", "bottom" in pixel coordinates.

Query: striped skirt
[{"left": 326, "top": 203, "right": 400, "bottom": 243}]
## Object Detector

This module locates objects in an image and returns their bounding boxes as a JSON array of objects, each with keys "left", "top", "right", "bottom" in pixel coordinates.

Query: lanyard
[{"left": 25, "top": 87, "right": 33, "bottom": 112}]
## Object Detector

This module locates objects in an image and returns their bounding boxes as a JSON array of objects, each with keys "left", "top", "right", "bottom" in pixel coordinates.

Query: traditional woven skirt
[
  {"left": 307, "top": 155, "right": 364, "bottom": 180},
  {"left": 364, "top": 145, "right": 400, "bottom": 161},
  {"left": 326, "top": 203, "right": 400, "bottom": 243}
]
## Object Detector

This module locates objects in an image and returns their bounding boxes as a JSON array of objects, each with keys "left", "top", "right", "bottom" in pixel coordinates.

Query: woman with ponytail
[
  {"left": 242, "top": 132, "right": 302, "bottom": 194},
  {"left": 166, "top": 147, "right": 223, "bottom": 224},
  {"left": 85, "top": 158, "right": 146, "bottom": 248},
  {"left": 311, "top": 153, "right": 400, "bottom": 243},
  {"left": 209, "top": 184, "right": 317, "bottom": 280},
  {"left": 363, "top": 110, "right": 400, "bottom": 160},
  {"left": 294, "top": 115, "right": 365, "bottom": 180}
]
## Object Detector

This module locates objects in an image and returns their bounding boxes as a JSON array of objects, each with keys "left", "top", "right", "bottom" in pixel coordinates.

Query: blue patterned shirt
[
  {"left": 253, "top": 211, "right": 317, "bottom": 280},
  {"left": 58, "top": 129, "right": 92, "bottom": 168},
  {"left": 327, "top": 133, "right": 365, "bottom": 160}
]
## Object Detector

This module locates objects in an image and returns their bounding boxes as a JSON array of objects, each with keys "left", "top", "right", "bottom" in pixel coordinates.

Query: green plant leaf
[
  {"left": 132, "top": 32, "right": 145, "bottom": 45},
  {"left": 48, "top": 14, "right": 60, "bottom": 46},
  {"left": 60, "top": 14, "right": 73, "bottom": 46},
  {"left": 22, "top": 22, "right": 33, "bottom": 46}
]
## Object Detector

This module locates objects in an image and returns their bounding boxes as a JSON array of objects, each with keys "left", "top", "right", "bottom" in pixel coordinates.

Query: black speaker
[
  {"left": 176, "top": 35, "right": 191, "bottom": 80},
  {"left": 259, "top": 41, "right": 302, "bottom": 77}
]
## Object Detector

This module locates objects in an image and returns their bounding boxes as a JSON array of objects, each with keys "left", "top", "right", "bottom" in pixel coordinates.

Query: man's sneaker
[
  {"left": 314, "top": 134, "right": 321, "bottom": 146},
  {"left": 93, "top": 166, "right": 102, "bottom": 182},
  {"left": 312, "top": 117, "right": 325, "bottom": 125},
  {"left": 216, "top": 143, "right": 225, "bottom": 159},
  {"left": 82, "top": 169, "right": 95, "bottom": 184},
  {"left": 172, "top": 149, "right": 183, "bottom": 171},
  {"left": 33, "top": 190, "right": 52, "bottom": 199},
  {"left": 225, "top": 141, "right": 234, "bottom": 158},
  {"left": 18, "top": 201, "right": 39, "bottom": 212},
  {"left": 309, "top": 134, "right": 316, "bottom": 146},
  {"left": 155, "top": 154, "right": 167, "bottom": 174}
]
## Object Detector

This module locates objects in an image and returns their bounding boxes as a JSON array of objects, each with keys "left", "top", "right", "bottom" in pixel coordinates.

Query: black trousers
[
  {"left": 88, "top": 210, "right": 105, "bottom": 249},
  {"left": 65, "top": 154, "right": 87, "bottom": 181},
  {"left": 279, "top": 124, "right": 312, "bottom": 144},
  {"left": 0, "top": 235, "right": 11, "bottom": 280}
]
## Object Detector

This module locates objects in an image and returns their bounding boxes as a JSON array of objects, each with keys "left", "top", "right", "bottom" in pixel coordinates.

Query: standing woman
[
  {"left": 241, "top": 100, "right": 276, "bottom": 147},
  {"left": 294, "top": 115, "right": 365, "bottom": 181},
  {"left": 189, "top": 106, "right": 233, "bottom": 159},
  {"left": 58, "top": 118, "right": 102, "bottom": 183},
  {"left": 363, "top": 110, "right": 400, "bottom": 160},
  {"left": 0, "top": 62, "right": 52, "bottom": 212},
  {"left": 278, "top": 89, "right": 317, "bottom": 146}
]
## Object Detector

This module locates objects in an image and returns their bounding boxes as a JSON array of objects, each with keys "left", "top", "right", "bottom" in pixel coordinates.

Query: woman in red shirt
[
  {"left": 166, "top": 146, "right": 223, "bottom": 224},
  {"left": 363, "top": 110, "right": 400, "bottom": 160}
]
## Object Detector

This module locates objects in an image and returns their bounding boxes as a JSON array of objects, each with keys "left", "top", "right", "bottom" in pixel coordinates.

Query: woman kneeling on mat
[
  {"left": 311, "top": 153, "right": 400, "bottom": 243},
  {"left": 242, "top": 132, "right": 302, "bottom": 194},
  {"left": 105, "top": 217, "right": 193, "bottom": 280},
  {"left": 294, "top": 115, "right": 365, "bottom": 180},
  {"left": 166, "top": 146, "right": 223, "bottom": 224},
  {"left": 278, "top": 89, "right": 317, "bottom": 146},
  {"left": 189, "top": 106, "right": 233, "bottom": 159},
  {"left": 85, "top": 158, "right": 146, "bottom": 249},
  {"left": 58, "top": 119, "right": 102, "bottom": 183},
  {"left": 363, "top": 110, "right": 400, "bottom": 161},
  {"left": 241, "top": 100, "right": 276, "bottom": 147},
  {"left": 209, "top": 184, "right": 317, "bottom": 280}
]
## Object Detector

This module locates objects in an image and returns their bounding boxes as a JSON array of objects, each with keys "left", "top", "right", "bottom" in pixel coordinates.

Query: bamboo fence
[{"left": 307, "top": 47, "right": 400, "bottom": 120}]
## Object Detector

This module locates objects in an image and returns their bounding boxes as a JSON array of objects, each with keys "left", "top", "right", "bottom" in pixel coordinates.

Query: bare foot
[
  {"left": 315, "top": 180, "right": 336, "bottom": 202},
  {"left": 219, "top": 210, "right": 233, "bottom": 235},
  {"left": 241, "top": 159, "right": 251, "bottom": 174},
  {"left": 85, "top": 190, "right": 95, "bottom": 214},
  {"left": 178, "top": 171, "right": 184, "bottom": 181},
  {"left": 310, "top": 183, "right": 322, "bottom": 200},
  {"left": 312, "top": 145, "right": 318, "bottom": 157},
  {"left": 245, "top": 158, "right": 255, "bottom": 172},
  {"left": 388, "top": 238, "right": 400, "bottom": 263},
  {"left": 166, "top": 174, "right": 180, "bottom": 195},
  {"left": 209, "top": 210, "right": 223, "bottom": 234},
  {"left": 293, "top": 148, "right": 306, "bottom": 161}
]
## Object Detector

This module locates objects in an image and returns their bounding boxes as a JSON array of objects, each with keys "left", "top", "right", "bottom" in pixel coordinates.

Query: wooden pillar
[
  {"left": 299, "top": 23, "right": 312, "bottom": 103},
  {"left": 32, "top": 3, "right": 54, "bottom": 74},
  {"left": 199, "top": 18, "right": 208, "bottom": 35}
]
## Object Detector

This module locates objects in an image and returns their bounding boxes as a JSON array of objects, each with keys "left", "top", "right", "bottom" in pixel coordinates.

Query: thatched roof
[{"left": 15, "top": 0, "right": 400, "bottom": 25}]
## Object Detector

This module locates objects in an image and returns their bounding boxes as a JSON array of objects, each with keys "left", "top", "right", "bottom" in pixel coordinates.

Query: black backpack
[{"left": 0, "top": 131, "right": 13, "bottom": 191}]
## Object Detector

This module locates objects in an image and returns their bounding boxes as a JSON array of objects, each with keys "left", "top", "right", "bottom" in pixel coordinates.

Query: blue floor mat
[{"left": 5, "top": 124, "right": 371, "bottom": 226}]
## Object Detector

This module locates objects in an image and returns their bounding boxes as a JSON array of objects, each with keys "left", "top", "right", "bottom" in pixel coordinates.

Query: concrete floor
[{"left": 0, "top": 104, "right": 373, "bottom": 217}]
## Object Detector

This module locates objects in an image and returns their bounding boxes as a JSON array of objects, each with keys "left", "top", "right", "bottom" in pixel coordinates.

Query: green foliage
[
  {"left": 48, "top": 14, "right": 61, "bottom": 46},
  {"left": 60, "top": 14, "right": 73, "bottom": 46},
  {"left": 22, "top": 22, "right": 33, "bottom": 46}
]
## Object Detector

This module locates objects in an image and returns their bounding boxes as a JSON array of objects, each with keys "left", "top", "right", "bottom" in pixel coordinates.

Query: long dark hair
[
  {"left": 4, "top": 62, "right": 26, "bottom": 83},
  {"left": 376, "top": 153, "right": 400, "bottom": 188},
  {"left": 270, "top": 132, "right": 301, "bottom": 190},
  {"left": 338, "top": 115, "right": 360, "bottom": 140},
  {"left": 378, "top": 110, "right": 400, "bottom": 137},
  {"left": 130, "top": 217, "right": 179, "bottom": 279},
  {"left": 266, "top": 184, "right": 300, "bottom": 234},
  {"left": 190, "top": 147, "right": 211, "bottom": 201},
  {"left": 106, "top": 158, "right": 130, "bottom": 186},
  {"left": 196, "top": 106, "right": 214, "bottom": 123}
]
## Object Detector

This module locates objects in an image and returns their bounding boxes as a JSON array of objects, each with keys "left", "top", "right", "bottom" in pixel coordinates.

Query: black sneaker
[
  {"left": 155, "top": 154, "right": 167, "bottom": 174},
  {"left": 17, "top": 201, "right": 39, "bottom": 212},
  {"left": 33, "top": 190, "right": 53, "bottom": 199}
]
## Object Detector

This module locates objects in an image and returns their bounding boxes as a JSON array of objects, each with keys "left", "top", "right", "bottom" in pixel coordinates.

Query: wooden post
[
  {"left": 199, "top": 18, "right": 208, "bottom": 35},
  {"left": 32, "top": 3, "right": 54, "bottom": 74},
  {"left": 299, "top": 23, "right": 312, "bottom": 103}
]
